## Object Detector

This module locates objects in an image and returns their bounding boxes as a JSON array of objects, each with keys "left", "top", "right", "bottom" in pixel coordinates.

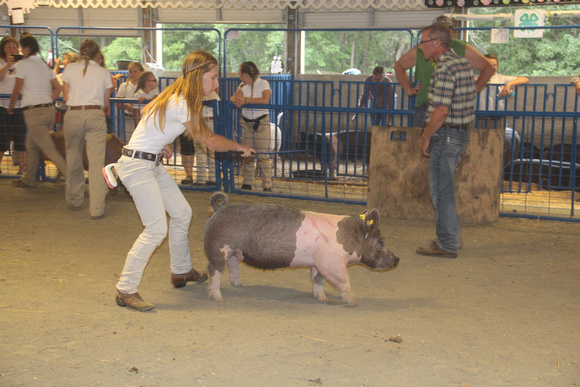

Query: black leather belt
[
  {"left": 24, "top": 103, "right": 53, "bottom": 111},
  {"left": 122, "top": 147, "right": 163, "bottom": 166},
  {"left": 242, "top": 114, "right": 268, "bottom": 131},
  {"left": 445, "top": 123, "right": 472, "bottom": 130}
]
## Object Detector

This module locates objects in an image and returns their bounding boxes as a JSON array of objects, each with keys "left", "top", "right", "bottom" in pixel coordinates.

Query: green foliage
[
  {"left": 159, "top": 25, "right": 221, "bottom": 71},
  {"left": 101, "top": 37, "right": 142, "bottom": 68},
  {"left": 468, "top": 5, "right": 580, "bottom": 76},
  {"left": 304, "top": 30, "right": 412, "bottom": 74}
]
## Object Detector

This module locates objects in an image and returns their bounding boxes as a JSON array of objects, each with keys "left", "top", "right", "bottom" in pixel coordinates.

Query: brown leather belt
[
  {"left": 445, "top": 123, "right": 472, "bottom": 130},
  {"left": 206, "top": 117, "right": 214, "bottom": 120},
  {"left": 70, "top": 105, "right": 102, "bottom": 110},
  {"left": 24, "top": 103, "right": 53, "bottom": 111}
]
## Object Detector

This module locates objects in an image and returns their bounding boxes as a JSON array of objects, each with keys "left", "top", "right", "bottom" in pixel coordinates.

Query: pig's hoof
[
  {"left": 208, "top": 290, "right": 223, "bottom": 301},
  {"left": 230, "top": 280, "right": 242, "bottom": 287},
  {"left": 341, "top": 299, "right": 358, "bottom": 306}
]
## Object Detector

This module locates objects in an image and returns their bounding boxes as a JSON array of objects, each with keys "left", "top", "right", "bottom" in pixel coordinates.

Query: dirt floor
[{"left": 0, "top": 178, "right": 579, "bottom": 387}]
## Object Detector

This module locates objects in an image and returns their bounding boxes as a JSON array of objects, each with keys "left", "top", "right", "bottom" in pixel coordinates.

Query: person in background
[
  {"left": 394, "top": 15, "right": 494, "bottom": 128},
  {"left": 179, "top": 88, "right": 219, "bottom": 185},
  {"left": 193, "top": 89, "right": 219, "bottom": 185},
  {"left": 131, "top": 71, "right": 159, "bottom": 126},
  {"left": 0, "top": 36, "right": 26, "bottom": 175},
  {"left": 8, "top": 33, "right": 66, "bottom": 188},
  {"left": 414, "top": 24, "right": 477, "bottom": 259},
  {"left": 571, "top": 74, "right": 580, "bottom": 96},
  {"left": 230, "top": 61, "right": 272, "bottom": 192},
  {"left": 53, "top": 52, "right": 80, "bottom": 129},
  {"left": 94, "top": 51, "right": 117, "bottom": 133},
  {"left": 358, "top": 65, "right": 394, "bottom": 126},
  {"left": 62, "top": 39, "right": 114, "bottom": 219},
  {"left": 112, "top": 50, "right": 254, "bottom": 312},
  {"left": 116, "top": 61, "right": 144, "bottom": 141},
  {"left": 477, "top": 54, "right": 529, "bottom": 130}
]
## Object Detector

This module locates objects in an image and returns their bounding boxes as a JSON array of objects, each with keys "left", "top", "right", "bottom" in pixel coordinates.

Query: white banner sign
[{"left": 514, "top": 9, "right": 545, "bottom": 39}]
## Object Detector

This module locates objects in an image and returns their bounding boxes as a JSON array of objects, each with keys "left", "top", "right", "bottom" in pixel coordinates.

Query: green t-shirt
[{"left": 414, "top": 39, "right": 467, "bottom": 107}]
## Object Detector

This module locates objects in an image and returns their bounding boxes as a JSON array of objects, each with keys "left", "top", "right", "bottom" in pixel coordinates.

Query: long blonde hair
[{"left": 142, "top": 50, "right": 218, "bottom": 141}]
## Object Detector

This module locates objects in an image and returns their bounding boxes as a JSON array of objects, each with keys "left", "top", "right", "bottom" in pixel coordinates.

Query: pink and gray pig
[{"left": 203, "top": 193, "right": 399, "bottom": 304}]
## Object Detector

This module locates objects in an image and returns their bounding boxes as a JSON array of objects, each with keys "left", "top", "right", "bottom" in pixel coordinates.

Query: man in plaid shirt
[{"left": 416, "top": 23, "right": 476, "bottom": 259}]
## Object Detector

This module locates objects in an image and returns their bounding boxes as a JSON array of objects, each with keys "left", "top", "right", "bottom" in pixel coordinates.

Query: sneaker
[
  {"left": 103, "top": 164, "right": 118, "bottom": 189},
  {"left": 416, "top": 241, "right": 457, "bottom": 258},
  {"left": 241, "top": 184, "right": 252, "bottom": 191},
  {"left": 181, "top": 177, "right": 193, "bottom": 185}
]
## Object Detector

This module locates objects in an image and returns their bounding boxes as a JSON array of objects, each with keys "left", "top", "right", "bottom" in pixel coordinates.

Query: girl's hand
[
  {"left": 162, "top": 145, "right": 173, "bottom": 160},
  {"left": 239, "top": 144, "right": 255, "bottom": 157}
]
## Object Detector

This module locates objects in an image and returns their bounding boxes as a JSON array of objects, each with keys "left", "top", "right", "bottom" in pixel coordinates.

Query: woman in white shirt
[
  {"left": 131, "top": 71, "right": 159, "bottom": 126},
  {"left": 8, "top": 34, "right": 66, "bottom": 188},
  {"left": 62, "top": 39, "right": 114, "bottom": 219},
  {"left": 111, "top": 50, "right": 254, "bottom": 312},
  {"left": 0, "top": 36, "right": 26, "bottom": 174},
  {"left": 116, "top": 61, "right": 143, "bottom": 142},
  {"left": 230, "top": 61, "right": 272, "bottom": 192}
]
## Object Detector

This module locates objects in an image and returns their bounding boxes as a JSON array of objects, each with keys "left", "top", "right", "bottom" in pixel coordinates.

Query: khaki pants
[
  {"left": 240, "top": 115, "right": 272, "bottom": 189},
  {"left": 21, "top": 106, "right": 67, "bottom": 186},
  {"left": 64, "top": 109, "right": 109, "bottom": 217},
  {"left": 193, "top": 119, "right": 216, "bottom": 184}
]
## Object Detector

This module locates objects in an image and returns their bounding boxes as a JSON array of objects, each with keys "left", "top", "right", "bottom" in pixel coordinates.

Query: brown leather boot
[
  {"left": 171, "top": 268, "right": 209, "bottom": 288},
  {"left": 115, "top": 290, "right": 155, "bottom": 312}
]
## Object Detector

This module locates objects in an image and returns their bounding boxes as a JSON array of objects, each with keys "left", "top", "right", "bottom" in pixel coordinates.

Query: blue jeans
[
  {"left": 411, "top": 104, "right": 428, "bottom": 128},
  {"left": 428, "top": 126, "right": 470, "bottom": 253}
]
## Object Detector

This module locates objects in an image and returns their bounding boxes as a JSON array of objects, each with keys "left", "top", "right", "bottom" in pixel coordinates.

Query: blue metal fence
[{"left": 1, "top": 25, "right": 578, "bottom": 220}]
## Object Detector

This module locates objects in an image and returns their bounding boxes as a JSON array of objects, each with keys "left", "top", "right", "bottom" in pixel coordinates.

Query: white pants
[{"left": 115, "top": 155, "right": 193, "bottom": 294}]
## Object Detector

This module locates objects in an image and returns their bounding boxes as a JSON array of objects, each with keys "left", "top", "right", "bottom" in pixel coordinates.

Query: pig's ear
[{"left": 362, "top": 209, "right": 380, "bottom": 237}]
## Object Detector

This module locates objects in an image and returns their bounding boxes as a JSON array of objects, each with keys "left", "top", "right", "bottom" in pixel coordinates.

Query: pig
[
  {"left": 42, "top": 131, "right": 125, "bottom": 169},
  {"left": 203, "top": 192, "right": 399, "bottom": 304}
]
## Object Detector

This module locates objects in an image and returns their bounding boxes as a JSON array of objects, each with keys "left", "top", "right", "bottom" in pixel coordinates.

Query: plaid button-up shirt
[{"left": 426, "top": 49, "right": 476, "bottom": 126}]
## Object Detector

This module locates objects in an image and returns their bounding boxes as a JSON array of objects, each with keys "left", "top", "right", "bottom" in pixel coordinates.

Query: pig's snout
[{"left": 376, "top": 250, "right": 399, "bottom": 270}]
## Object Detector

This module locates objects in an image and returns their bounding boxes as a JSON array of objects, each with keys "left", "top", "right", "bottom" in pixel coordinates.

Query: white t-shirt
[
  {"left": 61, "top": 60, "right": 113, "bottom": 107},
  {"left": 203, "top": 90, "right": 220, "bottom": 119},
  {"left": 133, "top": 87, "right": 160, "bottom": 111},
  {"left": 0, "top": 59, "right": 20, "bottom": 108},
  {"left": 13, "top": 54, "right": 56, "bottom": 107},
  {"left": 479, "top": 73, "right": 518, "bottom": 112},
  {"left": 116, "top": 81, "right": 137, "bottom": 99},
  {"left": 126, "top": 95, "right": 190, "bottom": 154},
  {"left": 239, "top": 77, "right": 270, "bottom": 119}
]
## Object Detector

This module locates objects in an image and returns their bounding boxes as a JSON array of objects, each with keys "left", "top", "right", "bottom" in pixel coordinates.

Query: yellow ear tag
[
  {"left": 369, "top": 219, "right": 374, "bottom": 226},
  {"left": 359, "top": 213, "right": 366, "bottom": 220}
]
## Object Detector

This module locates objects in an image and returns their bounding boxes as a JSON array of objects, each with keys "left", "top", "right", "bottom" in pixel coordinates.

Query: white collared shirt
[
  {"left": 62, "top": 60, "right": 113, "bottom": 106},
  {"left": 13, "top": 55, "right": 56, "bottom": 107}
]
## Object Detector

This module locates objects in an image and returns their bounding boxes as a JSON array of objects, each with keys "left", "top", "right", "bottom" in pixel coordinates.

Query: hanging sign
[{"left": 513, "top": 9, "right": 545, "bottom": 38}]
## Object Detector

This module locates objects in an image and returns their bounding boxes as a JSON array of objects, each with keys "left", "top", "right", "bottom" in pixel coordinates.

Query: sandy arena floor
[{"left": 0, "top": 178, "right": 578, "bottom": 386}]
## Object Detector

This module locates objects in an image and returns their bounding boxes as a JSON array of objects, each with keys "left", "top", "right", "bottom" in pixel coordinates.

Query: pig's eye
[{"left": 378, "top": 237, "right": 385, "bottom": 247}]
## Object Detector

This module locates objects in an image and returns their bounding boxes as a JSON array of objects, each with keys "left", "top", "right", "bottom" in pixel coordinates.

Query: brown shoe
[
  {"left": 416, "top": 241, "right": 457, "bottom": 258},
  {"left": 171, "top": 268, "right": 209, "bottom": 288},
  {"left": 115, "top": 290, "right": 155, "bottom": 312},
  {"left": 12, "top": 178, "right": 34, "bottom": 188}
]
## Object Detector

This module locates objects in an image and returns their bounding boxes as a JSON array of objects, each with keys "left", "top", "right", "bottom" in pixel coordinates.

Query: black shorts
[
  {"left": 179, "top": 133, "right": 194, "bottom": 156},
  {"left": 0, "top": 106, "right": 26, "bottom": 153}
]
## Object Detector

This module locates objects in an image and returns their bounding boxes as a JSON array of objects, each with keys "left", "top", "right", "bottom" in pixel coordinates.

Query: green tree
[{"left": 468, "top": 5, "right": 580, "bottom": 76}]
